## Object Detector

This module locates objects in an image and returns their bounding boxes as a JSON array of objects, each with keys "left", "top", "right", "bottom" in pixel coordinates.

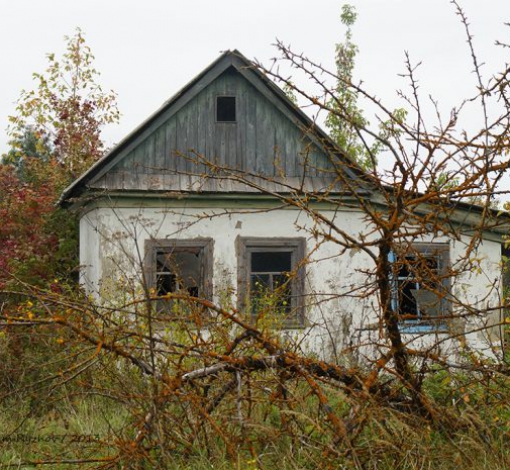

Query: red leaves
[
  {"left": 0, "top": 161, "right": 62, "bottom": 287},
  {"left": 1, "top": 29, "right": 119, "bottom": 286}
]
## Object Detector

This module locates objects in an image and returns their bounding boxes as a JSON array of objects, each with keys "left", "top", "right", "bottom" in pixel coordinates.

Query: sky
[{"left": 1, "top": 0, "right": 509, "bottom": 173}]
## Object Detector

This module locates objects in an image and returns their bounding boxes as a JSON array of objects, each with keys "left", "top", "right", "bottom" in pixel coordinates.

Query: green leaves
[
  {"left": 0, "top": 29, "right": 119, "bottom": 287},
  {"left": 325, "top": 4, "right": 372, "bottom": 170},
  {"left": 4, "top": 28, "right": 120, "bottom": 179},
  {"left": 326, "top": 5, "right": 407, "bottom": 173},
  {"left": 340, "top": 3, "right": 357, "bottom": 29}
]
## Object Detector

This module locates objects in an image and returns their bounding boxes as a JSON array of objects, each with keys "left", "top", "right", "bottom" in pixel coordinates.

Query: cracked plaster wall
[{"left": 79, "top": 203, "right": 504, "bottom": 361}]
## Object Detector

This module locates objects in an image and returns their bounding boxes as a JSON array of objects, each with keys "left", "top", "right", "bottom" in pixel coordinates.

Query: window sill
[
  {"left": 249, "top": 314, "right": 306, "bottom": 330},
  {"left": 399, "top": 322, "right": 448, "bottom": 334}
]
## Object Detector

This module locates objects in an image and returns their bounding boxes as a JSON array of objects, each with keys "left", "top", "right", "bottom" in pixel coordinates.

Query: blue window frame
[{"left": 389, "top": 244, "right": 449, "bottom": 333}]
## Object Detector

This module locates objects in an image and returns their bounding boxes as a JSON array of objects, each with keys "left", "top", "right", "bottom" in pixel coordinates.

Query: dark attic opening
[{"left": 216, "top": 95, "right": 236, "bottom": 122}]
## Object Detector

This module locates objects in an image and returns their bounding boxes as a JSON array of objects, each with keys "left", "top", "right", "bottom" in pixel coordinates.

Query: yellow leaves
[
  {"left": 21, "top": 301, "right": 37, "bottom": 320},
  {"left": 245, "top": 458, "right": 259, "bottom": 470},
  {"left": 459, "top": 386, "right": 471, "bottom": 404},
  {"left": 441, "top": 374, "right": 451, "bottom": 387}
]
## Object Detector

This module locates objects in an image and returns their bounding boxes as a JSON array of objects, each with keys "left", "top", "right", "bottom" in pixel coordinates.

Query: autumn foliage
[
  {"left": 0, "top": 29, "right": 119, "bottom": 287},
  {"left": 1, "top": 10, "right": 510, "bottom": 470},
  {"left": 0, "top": 159, "right": 76, "bottom": 287}
]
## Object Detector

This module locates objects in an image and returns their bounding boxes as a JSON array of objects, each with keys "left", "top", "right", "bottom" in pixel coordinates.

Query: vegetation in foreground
[
  {"left": 2, "top": 4, "right": 510, "bottom": 469},
  {"left": 2, "top": 335, "right": 510, "bottom": 470}
]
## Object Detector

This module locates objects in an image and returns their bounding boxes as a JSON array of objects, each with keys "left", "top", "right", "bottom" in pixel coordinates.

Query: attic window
[{"left": 216, "top": 96, "right": 236, "bottom": 122}]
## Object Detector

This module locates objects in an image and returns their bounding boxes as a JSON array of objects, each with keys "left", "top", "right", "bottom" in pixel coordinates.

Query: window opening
[
  {"left": 146, "top": 239, "right": 213, "bottom": 317},
  {"left": 156, "top": 250, "right": 201, "bottom": 297},
  {"left": 238, "top": 238, "right": 306, "bottom": 327},
  {"left": 250, "top": 251, "right": 292, "bottom": 314},
  {"left": 390, "top": 245, "right": 449, "bottom": 330},
  {"left": 216, "top": 96, "right": 236, "bottom": 122}
]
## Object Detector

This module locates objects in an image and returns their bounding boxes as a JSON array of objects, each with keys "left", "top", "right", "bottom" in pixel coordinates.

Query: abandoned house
[{"left": 60, "top": 50, "right": 506, "bottom": 360}]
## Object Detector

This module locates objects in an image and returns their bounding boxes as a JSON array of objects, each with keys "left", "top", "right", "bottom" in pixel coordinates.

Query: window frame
[
  {"left": 144, "top": 238, "right": 214, "bottom": 316},
  {"left": 389, "top": 243, "right": 450, "bottom": 333},
  {"left": 237, "top": 237, "right": 306, "bottom": 328}
]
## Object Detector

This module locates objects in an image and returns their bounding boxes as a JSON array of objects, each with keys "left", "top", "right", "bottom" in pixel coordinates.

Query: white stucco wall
[{"left": 79, "top": 200, "right": 504, "bottom": 362}]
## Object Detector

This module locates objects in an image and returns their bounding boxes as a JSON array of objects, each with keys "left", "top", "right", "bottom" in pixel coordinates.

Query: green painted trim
[
  {"left": 73, "top": 191, "right": 508, "bottom": 243},
  {"left": 75, "top": 192, "right": 364, "bottom": 215}
]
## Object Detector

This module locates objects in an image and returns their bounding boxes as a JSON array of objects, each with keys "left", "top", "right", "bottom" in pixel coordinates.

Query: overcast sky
[{"left": 1, "top": 0, "right": 509, "bottom": 164}]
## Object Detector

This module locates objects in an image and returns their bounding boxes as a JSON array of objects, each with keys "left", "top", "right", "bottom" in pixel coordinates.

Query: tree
[
  {"left": 0, "top": 159, "right": 72, "bottom": 287},
  {"left": 0, "top": 29, "right": 119, "bottom": 287},
  {"left": 324, "top": 4, "right": 408, "bottom": 172},
  {"left": 325, "top": 4, "right": 374, "bottom": 170},
  {"left": 5, "top": 28, "right": 119, "bottom": 179},
  {"left": 1, "top": 6, "right": 510, "bottom": 469}
]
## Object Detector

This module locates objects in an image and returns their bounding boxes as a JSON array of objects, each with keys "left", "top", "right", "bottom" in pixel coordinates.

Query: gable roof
[{"left": 59, "top": 49, "right": 366, "bottom": 206}]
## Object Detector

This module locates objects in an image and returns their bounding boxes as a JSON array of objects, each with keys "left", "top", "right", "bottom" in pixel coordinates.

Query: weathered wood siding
[{"left": 92, "top": 67, "right": 341, "bottom": 193}]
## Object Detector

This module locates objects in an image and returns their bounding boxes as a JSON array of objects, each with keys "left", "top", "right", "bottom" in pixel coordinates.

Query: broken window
[
  {"left": 216, "top": 96, "right": 236, "bottom": 122},
  {"left": 390, "top": 244, "right": 449, "bottom": 331},
  {"left": 156, "top": 249, "right": 202, "bottom": 298},
  {"left": 145, "top": 239, "right": 213, "bottom": 316},
  {"left": 238, "top": 237, "right": 306, "bottom": 326}
]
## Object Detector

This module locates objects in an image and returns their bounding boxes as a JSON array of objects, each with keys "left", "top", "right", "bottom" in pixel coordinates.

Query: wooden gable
[{"left": 61, "top": 50, "right": 363, "bottom": 203}]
